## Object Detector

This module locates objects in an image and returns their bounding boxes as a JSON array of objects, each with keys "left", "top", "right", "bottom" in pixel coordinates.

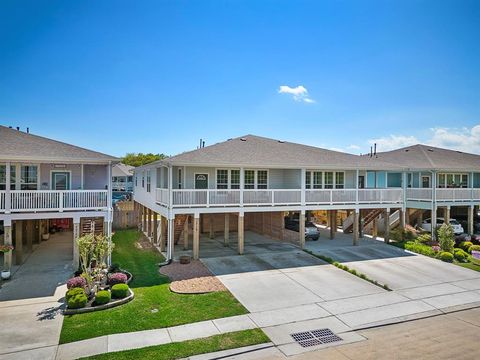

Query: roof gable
[{"left": 0, "top": 125, "right": 118, "bottom": 163}]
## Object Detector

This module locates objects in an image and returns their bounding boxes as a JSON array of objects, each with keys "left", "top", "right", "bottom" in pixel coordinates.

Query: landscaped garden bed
[
  {"left": 63, "top": 233, "right": 135, "bottom": 314},
  {"left": 389, "top": 224, "right": 480, "bottom": 272},
  {"left": 60, "top": 230, "right": 247, "bottom": 344}
]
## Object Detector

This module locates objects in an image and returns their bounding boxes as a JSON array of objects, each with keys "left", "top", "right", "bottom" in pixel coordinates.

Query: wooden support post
[
  {"left": 183, "top": 215, "right": 189, "bottom": 250},
  {"left": 3, "top": 225, "right": 12, "bottom": 271},
  {"left": 37, "top": 220, "right": 42, "bottom": 243},
  {"left": 209, "top": 215, "right": 214, "bottom": 239},
  {"left": 353, "top": 210, "right": 359, "bottom": 246},
  {"left": 399, "top": 209, "right": 405, "bottom": 229},
  {"left": 147, "top": 208, "right": 152, "bottom": 238},
  {"left": 26, "top": 220, "right": 33, "bottom": 253},
  {"left": 142, "top": 205, "right": 147, "bottom": 233},
  {"left": 299, "top": 211, "right": 305, "bottom": 249},
  {"left": 153, "top": 212, "right": 158, "bottom": 245},
  {"left": 468, "top": 205, "right": 474, "bottom": 235},
  {"left": 444, "top": 206, "right": 450, "bottom": 225},
  {"left": 384, "top": 209, "right": 390, "bottom": 243},
  {"left": 372, "top": 218, "right": 378, "bottom": 239},
  {"left": 405, "top": 209, "right": 410, "bottom": 227},
  {"left": 15, "top": 220, "right": 23, "bottom": 265},
  {"left": 431, "top": 207, "right": 437, "bottom": 240},
  {"left": 238, "top": 212, "right": 244, "bottom": 255},
  {"left": 160, "top": 216, "right": 166, "bottom": 252},
  {"left": 193, "top": 215, "right": 200, "bottom": 260},
  {"left": 224, "top": 213, "right": 230, "bottom": 246},
  {"left": 417, "top": 211, "right": 423, "bottom": 228},
  {"left": 330, "top": 210, "right": 336, "bottom": 240}
]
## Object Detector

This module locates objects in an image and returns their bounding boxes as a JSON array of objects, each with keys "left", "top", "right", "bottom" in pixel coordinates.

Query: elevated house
[
  {"left": 0, "top": 126, "right": 118, "bottom": 272},
  {"left": 112, "top": 163, "right": 134, "bottom": 192},
  {"left": 133, "top": 135, "right": 414, "bottom": 261}
]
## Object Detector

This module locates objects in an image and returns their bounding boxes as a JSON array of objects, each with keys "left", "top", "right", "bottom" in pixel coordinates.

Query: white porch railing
[
  {"left": 155, "top": 188, "right": 404, "bottom": 208},
  {"left": 0, "top": 190, "right": 108, "bottom": 213},
  {"left": 406, "top": 188, "right": 480, "bottom": 202}
]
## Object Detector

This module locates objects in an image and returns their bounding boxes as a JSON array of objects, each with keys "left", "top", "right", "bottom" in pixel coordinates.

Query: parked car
[
  {"left": 284, "top": 218, "right": 320, "bottom": 240},
  {"left": 421, "top": 217, "right": 464, "bottom": 235}
]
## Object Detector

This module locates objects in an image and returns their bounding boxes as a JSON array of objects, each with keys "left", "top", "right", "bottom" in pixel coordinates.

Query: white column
[
  {"left": 193, "top": 213, "right": 200, "bottom": 260},
  {"left": 299, "top": 210, "right": 305, "bottom": 249},
  {"left": 5, "top": 162, "right": 11, "bottom": 213},
  {"left": 240, "top": 167, "right": 244, "bottom": 206},
  {"left": 353, "top": 209, "right": 359, "bottom": 246},
  {"left": 300, "top": 168, "right": 306, "bottom": 206},
  {"left": 166, "top": 213, "right": 174, "bottom": 260},
  {"left": 73, "top": 220, "right": 80, "bottom": 269},
  {"left": 238, "top": 211, "right": 244, "bottom": 255},
  {"left": 431, "top": 205, "right": 437, "bottom": 240},
  {"left": 355, "top": 169, "right": 359, "bottom": 204},
  {"left": 469, "top": 205, "right": 474, "bottom": 235},
  {"left": 80, "top": 164, "right": 84, "bottom": 189}
]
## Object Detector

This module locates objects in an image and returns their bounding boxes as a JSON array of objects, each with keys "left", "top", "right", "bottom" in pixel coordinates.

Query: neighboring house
[
  {"left": 0, "top": 126, "right": 118, "bottom": 272},
  {"left": 112, "top": 163, "right": 134, "bottom": 192}
]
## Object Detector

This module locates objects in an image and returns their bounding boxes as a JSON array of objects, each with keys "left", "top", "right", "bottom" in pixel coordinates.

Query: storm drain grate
[{"left": 291, "top": 328, "right": 342, "bottom": 348}]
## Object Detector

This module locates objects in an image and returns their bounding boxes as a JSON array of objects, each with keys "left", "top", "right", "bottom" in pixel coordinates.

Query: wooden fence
[{"left": 113, "top": 201, "right": 138, "bottom": 230}]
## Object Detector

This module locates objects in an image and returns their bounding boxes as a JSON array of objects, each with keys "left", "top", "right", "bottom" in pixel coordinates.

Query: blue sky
[{"left": 1, "top": 0, "right": 479, "bottom": 157}]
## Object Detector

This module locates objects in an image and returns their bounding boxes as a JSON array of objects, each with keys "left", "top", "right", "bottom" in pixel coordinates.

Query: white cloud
[
  {"left": 278, "top": 85, "right": 315, "bottom": 103},
  {"left": 347, "top": 144, "right": 360, "bottom": 150},
  {"left": 368, "top": 125, "right": 480, "bottom": 154},
  {"left": 368, "top": 135, "right": 419, "bottom": 152}
]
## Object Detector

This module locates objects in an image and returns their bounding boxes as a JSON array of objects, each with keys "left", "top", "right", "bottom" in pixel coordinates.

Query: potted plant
[
  {"left": 0, "top": 245, "right": 14, "bottom": 280},
  {"left": 42, "top": 232, "right": 50, "bottom": 241}
]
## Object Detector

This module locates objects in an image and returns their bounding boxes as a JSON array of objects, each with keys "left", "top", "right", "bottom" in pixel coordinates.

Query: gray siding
[
  {"left": 84, "top": 165, "right": 108, "bottom": 190},
  {"left": 40, "top": 163, "right": 82, "bottom": 190}
]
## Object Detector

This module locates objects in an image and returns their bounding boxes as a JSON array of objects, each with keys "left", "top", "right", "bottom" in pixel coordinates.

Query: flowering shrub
[
  {"left": 108, "top": 272, "right": 128, "bottom": 286},
  {"left": 0, "top": 245, "right": 14, "bottom": 253},
  {"left": 431, "top": 245, "right": 441, "bottom": 253},
  {"left": 67, "top": 276, "right": 87, "bottom": 290}
]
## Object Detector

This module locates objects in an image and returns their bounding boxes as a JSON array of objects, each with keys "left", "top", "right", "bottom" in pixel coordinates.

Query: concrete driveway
[
  {"left": 203, "top": 230, "right": 480, "bottom": 356},
  {"left": 0, "top": 232, "right": 72, "bottom": 357}
]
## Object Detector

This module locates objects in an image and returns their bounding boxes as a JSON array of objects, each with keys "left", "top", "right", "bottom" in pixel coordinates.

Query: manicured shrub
[
  {"left": 67, "top": 276, "right": 87, "bottom": 290},
  {"left": 469, "top": 245, "right": 480, "bottom": 254},
  {"left": 94, "top": 290, "right": 111, "bottom": 306},
  {"left": 437, "top": 251, "right": 454, "bottom": 263},
  {"left": 111, "top": 284, "right": 129, "bottom": 299},
  {"left": 416, "top": 233, "right": 432, "bottom": 245},
  {"left": 459, "top": 241, "right": 473, "bottom": 252},
  {"left": 108, "top": 272, "right": 128, "bottom": 286},
  {"left": 66, "top": 288, "right": 88, "bottom": 309},
  {"left": 405, "top": 241, "right": 435, "bottom": 257},
  {"left": 438, "top": 224, "right": 455, "bottom": 253},
  {"left": 454, "top": 248, "right": 469, "bottom": 263}
]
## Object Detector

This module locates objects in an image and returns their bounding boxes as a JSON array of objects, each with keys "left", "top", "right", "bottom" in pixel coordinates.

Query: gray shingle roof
[
  {"left": 112, "top": 163, "right": 135, "bottom": 176},
  {"left": 0, "top": 125, "right": 118, "bottom": 163},
  {"left": 159, "top": 135, "right": 405, "bottom": 170},
  {"left": 372, "top": 144, "right": 480, "bottom": 171}
]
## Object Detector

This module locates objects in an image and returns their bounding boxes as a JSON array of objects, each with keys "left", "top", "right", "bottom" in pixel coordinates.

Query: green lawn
[
  {"left": 60, "top": 230, "right": 248, "bottom": 344},
  {"left": 80, "top": 329, "right": 269, "bottom": 360}
]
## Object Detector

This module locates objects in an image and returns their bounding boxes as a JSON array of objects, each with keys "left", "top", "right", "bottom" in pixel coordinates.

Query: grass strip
[
  {"left": 79, "top": 329, "right": 270, "bottom": 360},
  {"left": 304, "top": 249, "right": 391, "bottom": 291}
]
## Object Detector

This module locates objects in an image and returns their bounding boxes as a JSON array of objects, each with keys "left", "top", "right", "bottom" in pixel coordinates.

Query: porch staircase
[
  {"left": 342, "top": 209, "right": 383, "bottom": 233},
  {"left": 173, "top": 215, "right": 189, "bottom": 245}
]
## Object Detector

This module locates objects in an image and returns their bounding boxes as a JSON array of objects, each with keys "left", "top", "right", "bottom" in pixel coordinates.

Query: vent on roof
[
  {"left": 240, "top": 138, "right": 247, "bottom": 141},
  {"left": 405, "top": 149, "right": 409, "bottom": 152},
  {"left": 427, "top": 149, "right": 434, "bottom": 152},
  {"left": 278, "top": 140, "right": 285, "bottom": 143}
]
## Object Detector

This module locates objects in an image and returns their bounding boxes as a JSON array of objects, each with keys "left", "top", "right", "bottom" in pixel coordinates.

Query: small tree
[
  {"left": 438, "top": 224, "right": 455, "bottom": 253},
  {"left": 76, "top": 233, "right": 114, "bottom": 289}
]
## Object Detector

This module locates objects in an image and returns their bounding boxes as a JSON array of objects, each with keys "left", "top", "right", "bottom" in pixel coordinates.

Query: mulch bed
[{"left": 159, "top": 260, "right": 226, "bottom": 294}]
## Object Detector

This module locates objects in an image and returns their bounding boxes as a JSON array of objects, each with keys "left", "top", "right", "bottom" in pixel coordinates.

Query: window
[
  {"left": 231, "top": 170, "right": 240, "bottom": 189},
  {"left": 257, "top": 170, "right": 268, "bottom": 189},
  {"left": 0, "top": 165, "right": 15, "bottom": 190},
  {"left": 324, "top": 172, "right": 334, "bottom": 189},
  {"left": 335, "top": 172, "right": 345, "bottom": 189},
  {"left": 313, "top": 171, "right": 322, "bottom": 189},
  {"left": 127, "top": 176, "right": 133, "bottom": 182},
  {"left": 178, "top": 168, "right": 183, "bottom": 189},
  {"left": 21, "top": 165, "right": 37, "bottom": 190},
  {"left": 438, "top": 173, "right": 468, "bottom": 188},
  {"left": 305, "top": 171, "right": 311, "bottom": 189},
  {"left": 146, "top": 170, "right": 151, "bottom": 192},
  {"left": 142, "top": 171, "right": 145, "bottom": 188},
  {"left": 216, "top": 169, "right": 229, "bottom": 189},
  {"left": 244, "top": 170, "right": 255, "bottom": 189}
]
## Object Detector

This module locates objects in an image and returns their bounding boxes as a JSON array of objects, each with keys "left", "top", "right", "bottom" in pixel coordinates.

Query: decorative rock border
[{"left": 64, "top": 288, "right": 135, "bottom": 315}]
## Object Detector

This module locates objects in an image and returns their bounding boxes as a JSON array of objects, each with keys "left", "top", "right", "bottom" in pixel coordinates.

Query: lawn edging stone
[{"left": 64, "top": 288, "right": 135, "bottom": 315}]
